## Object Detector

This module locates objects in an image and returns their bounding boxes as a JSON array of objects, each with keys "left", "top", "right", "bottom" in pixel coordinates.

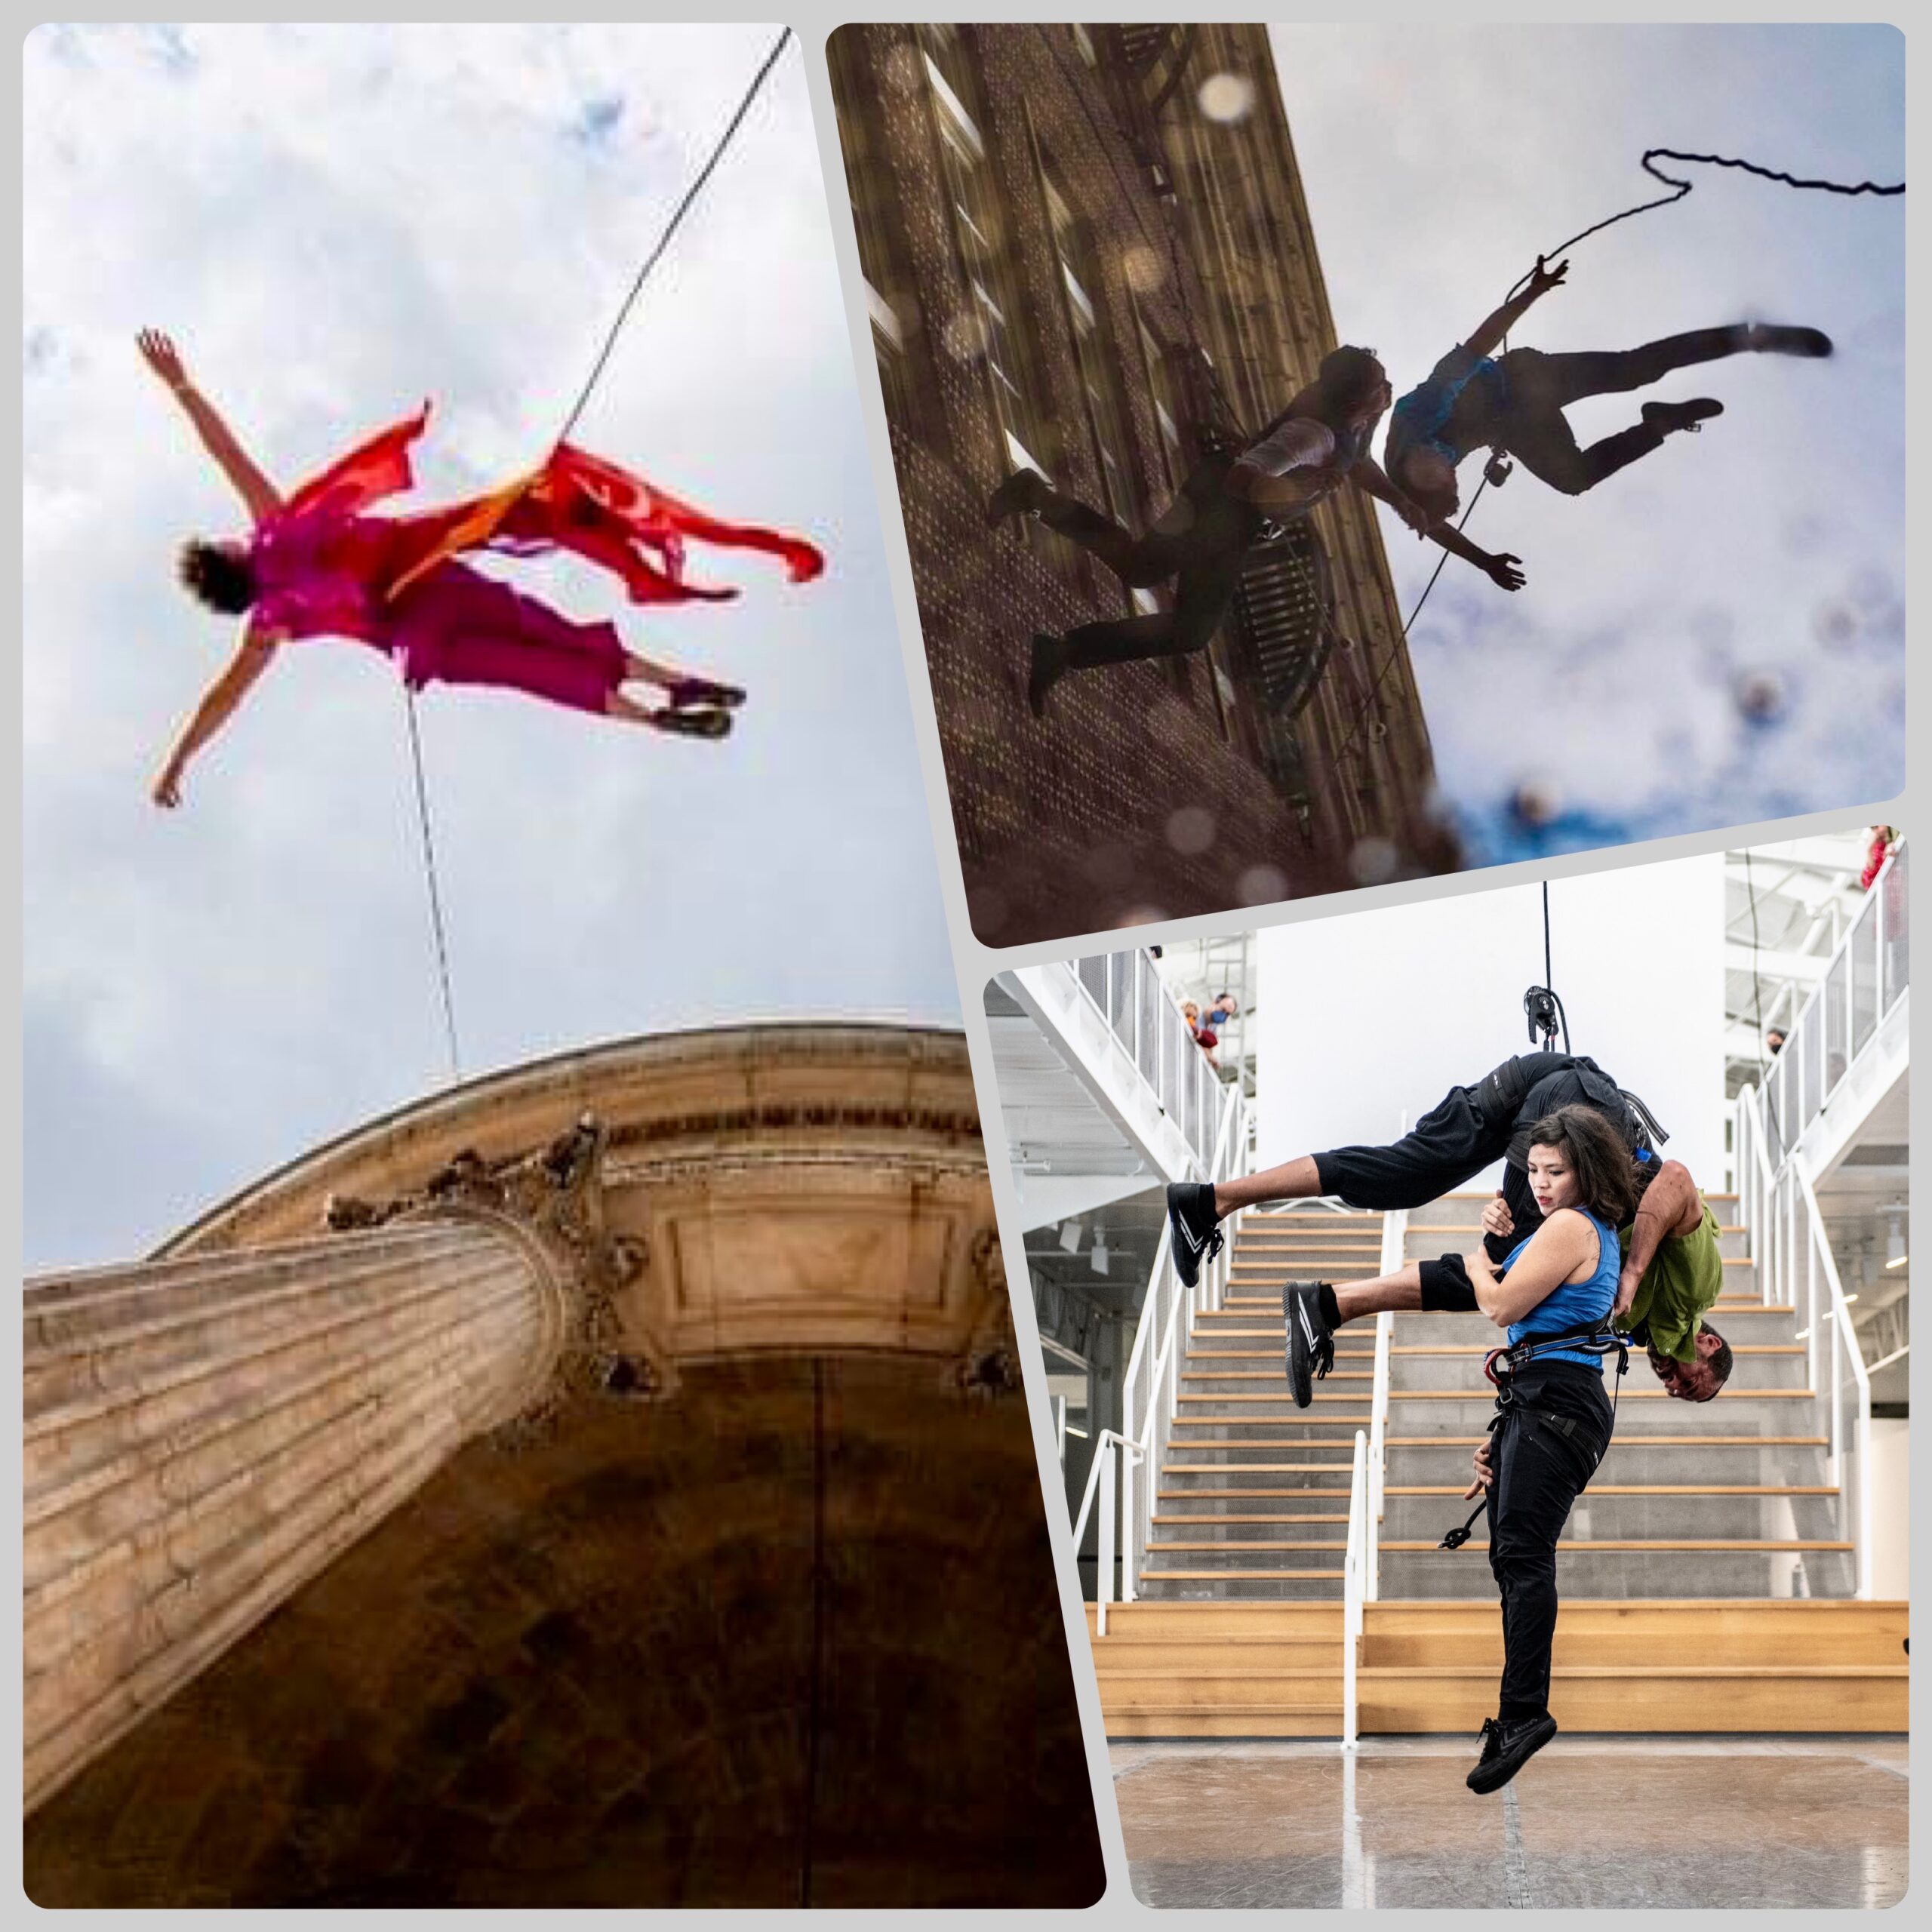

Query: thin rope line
[
  {"left": 402, "top": 688, "right": 461, "bottom": 1082},
  {"left": 553, "top": 25, "right": 794, "bottom": 449},
  {"left": 395, "top": 26, "right": 795, "bottom": 1084}
]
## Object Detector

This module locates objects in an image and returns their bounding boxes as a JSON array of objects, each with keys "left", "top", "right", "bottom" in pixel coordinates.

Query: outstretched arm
[
  {"left": 1615, "top": 1160, "right": 1704, "bottom": 1315},
  {"left": 1462, "top": 255, "right": 1568, "bottom": 361},
  {"left": 1350, "top": 456, "right": 1433, "bottom": 535},
  {"left": 137, "top": 331, "right": 284, "bottom": 524},
  {"left": 1428, "top": 521, "right": 1526, "bottom": 592},
  {"left": 152, "top": 628, "right": 278, "bottom": 808}
]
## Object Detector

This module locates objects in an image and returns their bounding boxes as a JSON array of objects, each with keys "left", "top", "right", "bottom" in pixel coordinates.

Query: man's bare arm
[
  {"left": 1614, "top": 1159, "right": 1703, "bottom": 1315},
  {"left": 1350, "top": 456, "right": 1433, "bottom": 534}
]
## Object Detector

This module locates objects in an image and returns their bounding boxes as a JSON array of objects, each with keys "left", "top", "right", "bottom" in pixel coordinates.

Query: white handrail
[
  {"left": 1118, "top": 1075, "right": 1247, "bottom": 1604},
  {"left": 1796, "top": 1161, "right": 1874, "bottom": 1598},
  {"left": 1732, "top": 1078, "right": 1875, "bottom": 1597},
  {"left": 1367, "top": 1308, "right": 1392, "bottom": 1604},
  {"left": 1071, "top": 1427, "right": 1146, "bottom": 1635},
  {"left": 1342, "top": 1428, "right": 1367, "bottom": 1749}
]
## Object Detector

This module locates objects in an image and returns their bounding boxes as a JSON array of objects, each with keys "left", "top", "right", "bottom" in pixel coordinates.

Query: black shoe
[
  {"left": 1642, "top": 398, "right": 1724, "bottom": 437},
  {"left": 652, "top": 705, "right": 733, "bottom": 740},
  {"left": 1743, "top": 322, "right": 1833, "bottom": 358},
  {"left": 1027, "top": 632, "right": 1065, "bottom": 718},
  {"left": 1282, "top": 1280, "right": 1334, "bottom": 1410},
  {"left": 986, "top": 467, "right": 1046, "bottom": 526},
  {"left": 666, "top": 675, "right": 746, "bottom": 711},
  {"left": 1466, "top": 1713, "right": 1558, "bottom": 1794},
  {"left": 1164, "top": 1182, "right": 1223, "bottom": 1288}
]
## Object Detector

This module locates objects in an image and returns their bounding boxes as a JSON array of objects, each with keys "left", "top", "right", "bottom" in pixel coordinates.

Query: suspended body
[
  {"left": 245, "top": 406, "right": 824, "bottom": 714},
  {"left": 138, "top": 331, "right": 823, "bottom": 805}
]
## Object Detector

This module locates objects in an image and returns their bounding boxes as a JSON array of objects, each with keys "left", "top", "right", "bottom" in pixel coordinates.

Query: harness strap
[{"left": 1441, "top": 1323, "right": 1629, "bottom": 1552}]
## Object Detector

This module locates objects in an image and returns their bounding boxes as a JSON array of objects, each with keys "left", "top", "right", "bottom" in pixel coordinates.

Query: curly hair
[
  {"left": 1317, "top": 343, "right": 1385, "bottom": 416},
  {"left": 1523, "top": 1103, "right": 1646, "bottom": 1227},
  {"left": 177, "top": 539, "right": 257, "bottom": 616}
]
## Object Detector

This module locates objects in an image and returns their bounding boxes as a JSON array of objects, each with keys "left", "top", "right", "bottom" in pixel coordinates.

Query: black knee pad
[{"left": 1419, "top": 1254, "right": 1480, "bottom": 1312}]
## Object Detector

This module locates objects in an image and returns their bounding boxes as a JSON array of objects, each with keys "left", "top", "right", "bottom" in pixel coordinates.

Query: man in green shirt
[{"left": 1482, "top": 1156, "right": 1734, "bottom": 1400}]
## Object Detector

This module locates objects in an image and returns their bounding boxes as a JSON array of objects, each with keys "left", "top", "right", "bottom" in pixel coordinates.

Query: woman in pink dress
[{"left": 139, "top": 331, "right": 824, "bottom": 808}]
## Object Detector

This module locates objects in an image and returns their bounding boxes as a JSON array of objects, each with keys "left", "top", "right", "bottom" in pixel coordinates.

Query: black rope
[{"left": 395, "top": 27, "right": 795, "bottom": 1084}]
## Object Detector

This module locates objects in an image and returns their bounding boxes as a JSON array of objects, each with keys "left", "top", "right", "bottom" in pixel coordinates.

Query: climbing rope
[{"left": 398, "top": 26, "right": 795, "bottom": 1084}]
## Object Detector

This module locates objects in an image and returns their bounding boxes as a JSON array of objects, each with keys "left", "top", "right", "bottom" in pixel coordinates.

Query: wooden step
[
  {"left": 1386, "top": 1484, "right": 1835, "bottom": 1497},
  {"left": 1381, "top": 1537, "right": 1854, "bottom": 1552},
  {"left": 1082, "top": 1600, "right": 1904, "bottom": 1737}
]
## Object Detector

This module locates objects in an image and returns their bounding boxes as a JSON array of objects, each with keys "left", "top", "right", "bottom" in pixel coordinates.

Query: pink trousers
[{"left": 386, "top": 561, "right": 626, "bottom": 715}]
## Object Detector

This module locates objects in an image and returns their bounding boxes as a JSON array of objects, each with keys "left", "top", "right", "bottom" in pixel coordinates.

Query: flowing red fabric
[{"left": 283, "top": 407, "right": 826, "bottom": 608}]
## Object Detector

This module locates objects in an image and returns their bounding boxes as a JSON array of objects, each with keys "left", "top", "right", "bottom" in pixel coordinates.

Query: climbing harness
[
  {"left": 1439, "top": 1318, "right": 1631, "bottom": 1549},
  {"left": 398, "top": 27, "right": 795, "bottom": 1084}
]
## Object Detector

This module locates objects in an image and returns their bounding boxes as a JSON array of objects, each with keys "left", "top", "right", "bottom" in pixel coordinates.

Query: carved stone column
[{"left": 23, "top": 1211, "right": 570, "bottom": 1813}]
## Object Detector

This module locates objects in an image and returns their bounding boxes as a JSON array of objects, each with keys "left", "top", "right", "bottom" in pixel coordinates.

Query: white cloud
[
  {"left": 24, "top": 24, "right": 959, "bottom": 1268},
  {"left": 1269, "top": 22, "right": 1904, "bottom": 860}
]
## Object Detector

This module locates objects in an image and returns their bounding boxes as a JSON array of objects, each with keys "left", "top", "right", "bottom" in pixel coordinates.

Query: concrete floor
[{"left": 1113, "top": 1736, "right": 1908, "bottom": 1909}]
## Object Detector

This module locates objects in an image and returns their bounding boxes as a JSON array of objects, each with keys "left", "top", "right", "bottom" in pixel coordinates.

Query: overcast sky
[
  {"left": 23, "top": 23, "right": 959, "bottom": 1269},
  {"left": 1269, "top": 23, "right": 1904, "bottom": 862}
]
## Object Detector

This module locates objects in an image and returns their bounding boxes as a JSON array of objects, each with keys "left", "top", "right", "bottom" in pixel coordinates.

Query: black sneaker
[
  {"left": 1743, "top": 322, "right": 1833, "bottom": 358},
  {"left": 986, "top": 467, "right": 1047, "bottom": 526},
  {"left": 1027, "top": 632, "right": 1065, "bottom": 718},
  {"left": 666, "top": 675, "right": 747, "bottom": 711},
  {"left": 1282, "top": 1280, "right": 1334, "bottom": 1409},
  {"left": 1642, "top": 397, "right": 1724, "bottom": 437},
  {"left": 1164, "top": 1182, "right": 1223, "bottom": 1288},
  {"left": 1466, "top": 1713, "right": 1558, "bottom": 1794},
  {"left": 651, "top": 706, "right": 733, "bottom": 740}
]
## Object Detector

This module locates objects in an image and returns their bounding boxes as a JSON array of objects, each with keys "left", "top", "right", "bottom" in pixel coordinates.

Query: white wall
[
  {"left": 1254, "top": 856, "right": 1727, "bottom": 1195},
  {"left": 1865, "top": 1417, "right": 1910, "bottom": 1601}
]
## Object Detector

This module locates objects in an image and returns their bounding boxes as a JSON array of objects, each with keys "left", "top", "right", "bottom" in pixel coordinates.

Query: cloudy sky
[
  {"left": 23, "top": 24, "right": 959, "bottom": 1269},
  {"left": 1269, "top": 23, "right": 1904, "bottom": 862}
]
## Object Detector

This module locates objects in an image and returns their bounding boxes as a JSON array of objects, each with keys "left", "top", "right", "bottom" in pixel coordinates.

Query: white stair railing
[
  {"left": 1366, "top": 1201, "right": 1405, "bottom": 1604},
  {"left": 1071, "top": 1428, "right": 1145, "bottom": 1636},
  {"left": 1734, "top": 1081, "right": 1875, "bottom": 1597},
  {"left": 1117, "top": 1076, "right": 1249, "bottom": 1607},
  {"left": 1342, "top": 1428, "right": 1367, "bottom": 1749}
]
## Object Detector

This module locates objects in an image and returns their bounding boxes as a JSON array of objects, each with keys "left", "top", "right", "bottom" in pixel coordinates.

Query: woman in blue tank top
[{"left": 1459, "top": 1101, "right": 1647, "bottom": 1795}]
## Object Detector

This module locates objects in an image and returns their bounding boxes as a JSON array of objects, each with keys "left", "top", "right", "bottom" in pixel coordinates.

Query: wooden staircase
[
  {"left": 1085, "top": 1599, "right": 1908, "bottom": 1736},
  {"left": 1094, "top": 1194, "right": 1905, "bottom": 1734}
]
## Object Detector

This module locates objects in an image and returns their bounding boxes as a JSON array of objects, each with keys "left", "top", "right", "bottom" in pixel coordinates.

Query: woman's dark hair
[
  {"left": 1523, "top": 1104, "right": 1646, "bottom": 1226},
  {"left": 177, "top": 539, "right": 257, "bottom": 615},
  {"left": 1318, "top": 343, "right": 1384, "bottom": 415}
]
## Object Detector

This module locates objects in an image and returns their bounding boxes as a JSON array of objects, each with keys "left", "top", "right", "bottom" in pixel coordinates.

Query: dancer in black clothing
[{"left": 986, "top": 346, "right": 1522, "bottom": 716}]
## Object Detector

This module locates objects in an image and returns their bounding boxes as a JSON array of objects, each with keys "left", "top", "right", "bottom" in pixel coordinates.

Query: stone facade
[
  {"left": 829, "top": 23, "right": 1450, "bottom": 943},
  {"left": 23, "top": 1026, "right": 1100, "bottom": 1906}
]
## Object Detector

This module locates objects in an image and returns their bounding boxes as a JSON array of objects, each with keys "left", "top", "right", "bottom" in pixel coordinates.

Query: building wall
[
  {"left": 829, "top": 23, "right": 1444, "bottom": 943},
  {"left": 1254, "top": 855, "right": 1729, "bottom": 1195}
]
